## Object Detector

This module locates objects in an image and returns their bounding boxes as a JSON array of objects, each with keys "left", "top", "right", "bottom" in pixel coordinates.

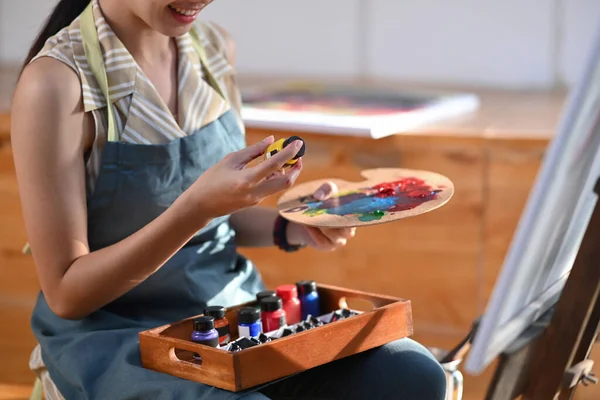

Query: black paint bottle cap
[
  {"left": 256, "top": 290, "right": 276, "bottom": 302},
  {"left": 237, "top": 307, "right": 260, "bottom": 324},
  {"left": 193, "top": 316, "right": 215, "bottom": 332},
  {"left": 296, "top": 280, "right": 317, "bottom": 295},
  {"left": 204, "top": 305, "right": 226, "bottom": 320},
  {"left": 283, "top": 136, "right": 306, "bottom": 159},
  {"left": 260, "top": 296, "right": 283, "bottom": 312}
]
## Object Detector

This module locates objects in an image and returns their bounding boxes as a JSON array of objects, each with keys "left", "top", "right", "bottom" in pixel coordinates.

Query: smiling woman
[
  {"left": 168, "top": 3, "right": 205, "bottom": 23},
  {"left": 10, "top": 0, "right": 447, "bottom": 399}
]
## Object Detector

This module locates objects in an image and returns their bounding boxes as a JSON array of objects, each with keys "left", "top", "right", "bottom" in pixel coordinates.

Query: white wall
[
  {"left": 1, "top": 0, "right": 598, "bottom": 89},
  {"left": 0, "top": 0, "right": 57, "bottom": 63}
]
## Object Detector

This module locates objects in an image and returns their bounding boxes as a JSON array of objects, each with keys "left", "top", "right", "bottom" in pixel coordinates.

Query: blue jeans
[{"left": 252, "top": 338, "right": 447, "bottom": 400}]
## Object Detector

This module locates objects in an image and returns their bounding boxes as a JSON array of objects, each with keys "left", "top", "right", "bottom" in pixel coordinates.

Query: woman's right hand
[{"left": 187, "top": 136, "right": 304, "bottom": 219}]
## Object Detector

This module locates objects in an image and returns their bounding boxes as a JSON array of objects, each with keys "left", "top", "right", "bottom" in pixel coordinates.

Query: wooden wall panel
[
  {"left": 0, "top": 144, "right": 39, "bottom": 300},
  {"left": 1, "top": 305, "right": 37, "bottom": 385},
  {"left": 481, "top": 139, "right": 546, "bottom": 307},
  {"left": 0, "top": 141, "right": 39, "bottom": 385}
]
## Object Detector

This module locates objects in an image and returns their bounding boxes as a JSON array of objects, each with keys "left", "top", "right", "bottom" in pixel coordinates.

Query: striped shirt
[
  {"left": 31, "top": 0, "right": 244, "bottom": 197},
  {"left": 28, "top": 1, "right": 244, "bottom": 397}
]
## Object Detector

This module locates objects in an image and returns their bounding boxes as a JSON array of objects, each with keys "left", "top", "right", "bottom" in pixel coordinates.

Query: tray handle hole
[
  {"left": 338, "top": 296, "right": 375, "bottom": 312},
  {"left": 171, "top": 348, "right": 203, "bottom": 366}
]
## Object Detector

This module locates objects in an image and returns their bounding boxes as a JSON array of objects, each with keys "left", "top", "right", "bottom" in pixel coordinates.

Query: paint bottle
[
  {"left": 296, "top": 280, "right": 321, "bottom": 319},
  {"left": 191, "top": 316, "right": 219, "bottom": 360},
  {"left": 203, "top": 306, "right": 230, "bottom": 345},
  {"left": 264, "top": 136, "right": 306, "bottom": 166},
  {"left": 255, "top": 290, "right": 277, "bottom": 311},
  {"left": 191, "top": 316, "right": 219, "bottom": 347},
  {"left": 260, "top": 296, "right": 287, "bottom": 333},
  {"left": 237, "top": 307, "right": 263, "bottom": 338},
  {"left": 276, "top": 284, "right": 302, "bottom": 325}
]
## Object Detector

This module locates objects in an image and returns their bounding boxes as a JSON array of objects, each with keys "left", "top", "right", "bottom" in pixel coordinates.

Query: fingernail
[
  {"left": 263, "top": 135, "right": 274, "bottom": 143},
  {"left": 295, "top": 140, "right": 303, "bottom": 149},
  {"left": 314, "top": 189, "right": 325, "bottom": 200}
]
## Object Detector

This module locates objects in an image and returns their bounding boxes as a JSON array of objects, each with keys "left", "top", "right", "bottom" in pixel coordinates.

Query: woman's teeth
[{"left": 169, "top": 5, "right": 198, "bottom": 16}]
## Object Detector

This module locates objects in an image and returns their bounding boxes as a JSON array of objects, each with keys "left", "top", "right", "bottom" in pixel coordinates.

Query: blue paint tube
[
  {"left": 296, "top": 280, "right": 320, "bottom": 319},
  {"left": 237, "top": 307, "right": 262, "bottom": 337}
]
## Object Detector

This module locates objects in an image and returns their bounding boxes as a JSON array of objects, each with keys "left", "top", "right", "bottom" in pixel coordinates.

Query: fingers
[
  {"left": 326, "top": 227, "right": 356, "bottom": 240},
  {"left": 320, "top": 227, "right": 356, "bottom": 247},
  {"left": 304, "top": 226, "right": 336, "bottom": 250},
  {"left": 314, "top": 181, "right": 338, "bottom": 200},
  {"left": 303, "top": 226, "right": 358, "bottom": 251},
  {"left": 228, "top": 136, "right": 274, "bottom": 168},
  {"left": 247, "top": 139, "right": 304, "bottom": 182},
  {"left": 253, "top": 158, "right": 303, "bottom": 198},
  {"left": 266, "top": 169, "right": 285, "bottom": 181}
]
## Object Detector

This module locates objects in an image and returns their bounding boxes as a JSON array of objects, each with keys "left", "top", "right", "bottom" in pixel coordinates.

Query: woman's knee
[{"left": 360, "top": 338, "right": 447, "bottom": 400}]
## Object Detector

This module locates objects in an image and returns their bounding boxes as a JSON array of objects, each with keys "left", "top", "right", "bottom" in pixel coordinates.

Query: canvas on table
[{"left": 240, "top": 83, "right": 480, "bottom": 139}]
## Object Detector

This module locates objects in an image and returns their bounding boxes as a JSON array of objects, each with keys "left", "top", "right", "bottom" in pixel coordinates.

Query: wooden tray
[{"left": 139, "top": 283, "right": 413, "bottom": 392}]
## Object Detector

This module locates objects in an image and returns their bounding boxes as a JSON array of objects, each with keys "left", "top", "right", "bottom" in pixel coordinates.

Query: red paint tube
[
  {"left": 276, "top": 284, "right": 302, "bottom": 325},
  {"left": 260, "top": 296, "right": 287, "bottom": 333}
]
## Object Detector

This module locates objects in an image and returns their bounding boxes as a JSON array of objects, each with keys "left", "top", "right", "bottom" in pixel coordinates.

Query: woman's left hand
[{"left": 286, "top": 182, "right": 356, "bottom": 251}]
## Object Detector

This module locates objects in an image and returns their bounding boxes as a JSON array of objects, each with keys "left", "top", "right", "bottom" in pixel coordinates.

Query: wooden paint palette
[{"left": 277, "top": 168, "right": 454, "bottom": 228}]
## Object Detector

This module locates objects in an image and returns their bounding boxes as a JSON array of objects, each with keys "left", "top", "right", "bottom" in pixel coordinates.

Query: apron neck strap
[
  {"left": 80, "top": 3, "right": 119, "bottom": 142},
  {"left": 79, "top": 3, "right": 227, "bottom": 143},
  {"left": 188, "top": 28, "right": 227, "bottom": 101}
]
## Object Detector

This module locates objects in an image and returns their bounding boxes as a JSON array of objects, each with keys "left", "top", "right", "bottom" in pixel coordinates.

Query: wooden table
[{"left": 2, "top": 66, "right": 598, "bottom": 399}]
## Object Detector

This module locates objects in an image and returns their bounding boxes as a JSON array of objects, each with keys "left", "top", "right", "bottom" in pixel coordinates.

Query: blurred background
[
  {"left": 2, "top": 0, "right": 599, "bottom": 87},
  {"left": 1, "top": 1, "right": 599, "bottom": 399}
]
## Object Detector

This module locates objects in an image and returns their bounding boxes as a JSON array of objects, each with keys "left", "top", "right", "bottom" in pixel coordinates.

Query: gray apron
[{"left": 31, "top": 4, "right": 267, "bottom": 399}]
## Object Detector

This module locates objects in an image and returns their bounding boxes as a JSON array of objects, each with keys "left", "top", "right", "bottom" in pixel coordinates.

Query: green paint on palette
[
  {"left": 305, "top": 208, "right": 328, "bottom": 217},
  {"left": 358, "top": 210, "right": 386, "bottom": 222}
]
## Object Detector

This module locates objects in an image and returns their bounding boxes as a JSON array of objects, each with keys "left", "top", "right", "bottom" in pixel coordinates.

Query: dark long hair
[{"left": 21, "top": 0, "right": 91, "bottom": 72}]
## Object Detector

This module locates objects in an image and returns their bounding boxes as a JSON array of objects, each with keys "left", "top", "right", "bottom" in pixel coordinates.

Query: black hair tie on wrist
[{"left": 273, "top": 215, "right": 305, "bottom": 252}]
